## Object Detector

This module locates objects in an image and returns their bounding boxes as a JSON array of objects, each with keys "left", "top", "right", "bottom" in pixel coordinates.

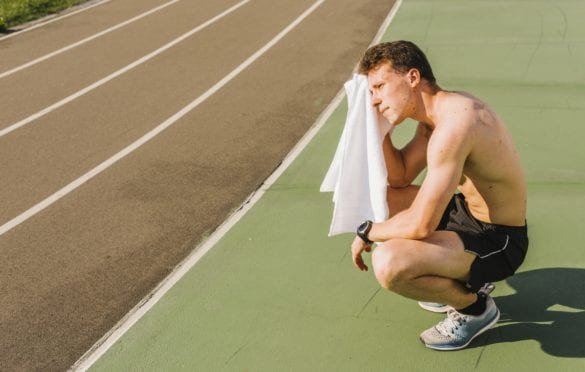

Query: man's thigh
[{"left": 379, "top": 230, "right": 476, "bottom": 281}]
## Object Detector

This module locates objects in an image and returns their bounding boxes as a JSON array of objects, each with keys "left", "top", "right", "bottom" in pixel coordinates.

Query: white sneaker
[{"left": 420, "top": 295, "right": 500, "bottom": 350}]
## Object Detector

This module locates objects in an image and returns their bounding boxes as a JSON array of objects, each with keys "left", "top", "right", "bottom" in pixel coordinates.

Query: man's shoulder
[
  {"left": 440, "top": 91, "right": 479, "bottom": 112},
  {"left": 436, "top": 91, "right": 493, "bottom": 129},
  {"left": 427, "top": 92, "right": 482, "bottom": 156}
]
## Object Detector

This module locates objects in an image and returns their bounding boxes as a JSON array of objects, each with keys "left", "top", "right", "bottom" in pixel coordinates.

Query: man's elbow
[
  {"left": 412, "top": 224, "right": 433, "bottom": 240},
  {"left": 411, "top": 216, "right": 440, "bottom": 240},
  {"left": 388, "top": 173, "right": 418, "bottom": 189},
  {"left": 387, "top": 177, "right": 411, "bottom": 189}
]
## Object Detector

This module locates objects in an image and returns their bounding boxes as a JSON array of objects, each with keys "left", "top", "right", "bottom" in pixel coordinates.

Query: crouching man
[{"left": 351, "top": 41, "right": 528, "bottom": 350}]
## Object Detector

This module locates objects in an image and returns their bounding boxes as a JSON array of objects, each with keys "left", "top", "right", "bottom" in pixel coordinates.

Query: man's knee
[{"left": 372, "top": 241, "right": 414, "bottom": 291}]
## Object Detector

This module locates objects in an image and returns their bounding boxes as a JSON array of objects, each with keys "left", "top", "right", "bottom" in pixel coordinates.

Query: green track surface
[{"left": 92, "top": 0, "right": 585, "bottom": 370}]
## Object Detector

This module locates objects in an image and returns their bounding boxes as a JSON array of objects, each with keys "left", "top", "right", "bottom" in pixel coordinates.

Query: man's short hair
[{"left": 359, "top": 40, "right": 436, "bottom": 83}]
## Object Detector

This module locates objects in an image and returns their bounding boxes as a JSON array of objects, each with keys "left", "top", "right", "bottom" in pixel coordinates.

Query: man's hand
[{"left": 351, "top": 235, "right": 372, "bottom": 271}]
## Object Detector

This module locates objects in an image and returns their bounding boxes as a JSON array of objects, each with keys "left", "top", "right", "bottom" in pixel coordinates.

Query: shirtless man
[{"left": 351, "top": 41, "right": 528, "bottom": 350}]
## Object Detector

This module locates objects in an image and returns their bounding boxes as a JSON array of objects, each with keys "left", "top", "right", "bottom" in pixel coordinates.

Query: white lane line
[
  {"left": 0, "top": 0, "right": 112, "bottom": 41},
  {"left": 0, "top": 0, "right": 325, "bottom": 238},
  {"left": 0, "top": 0, "right": 250, "bottom": 138},
  {"left": 0, "top": 0, "right": 182, "bottom": 79},
  {"left": 70, "top": 0, "right": 401, "bottom": 370},
  {"left": 369, "top": 0, "right": 402, "bottom": 47}
]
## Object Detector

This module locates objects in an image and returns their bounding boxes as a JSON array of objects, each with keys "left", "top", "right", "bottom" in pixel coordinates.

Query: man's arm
[
  {"left": 370, "top": 122, "right": 473, "bottom": 241},
  {"left": 383, "top": 122, "right": 431, "bottom": 188}
]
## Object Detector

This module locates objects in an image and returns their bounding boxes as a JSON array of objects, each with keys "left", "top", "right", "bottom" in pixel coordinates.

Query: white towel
[{"left": 320, "top": 74, "right": 394, "bottom": 236}]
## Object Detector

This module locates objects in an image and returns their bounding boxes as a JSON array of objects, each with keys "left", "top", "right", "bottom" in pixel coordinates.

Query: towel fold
[{"left": 320, "top": 74, "right": 393, "bottom": 236}]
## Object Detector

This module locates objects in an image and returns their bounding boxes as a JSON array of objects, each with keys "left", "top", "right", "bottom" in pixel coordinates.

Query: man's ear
[{"left": 407, "top": 68, "right": 421, "bottom": 88}]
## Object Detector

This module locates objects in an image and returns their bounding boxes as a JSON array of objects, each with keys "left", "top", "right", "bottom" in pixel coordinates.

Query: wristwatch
[{"left": 356, "top": 220, "right": 373, "bottom": 244}]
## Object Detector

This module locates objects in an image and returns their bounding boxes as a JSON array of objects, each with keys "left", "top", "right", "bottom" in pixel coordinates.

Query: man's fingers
[
  {"left": 360, "top": 261, "right": 368, "bottom": 271},
  {"left": 351, "top": 250, "right": 360, "bottom": 269},
  {"left": 360, "top": 259, "right": 369, "bottom": 271},
  {"left": 351, "top": 239, "right": 372, "bottom": 271},
  {"left": 353, "top": 253, "right": 368, "bottom": 271},
  {"left": 352, "top": 252, "right": 361, "bottom": 270}
]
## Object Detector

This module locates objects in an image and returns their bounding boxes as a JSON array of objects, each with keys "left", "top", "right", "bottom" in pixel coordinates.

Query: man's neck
[{"left": 410, "top": 82, "right": 443, "bottom": 128}]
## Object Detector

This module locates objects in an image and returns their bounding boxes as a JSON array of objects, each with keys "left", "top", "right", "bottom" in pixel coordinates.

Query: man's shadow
[{"left": 468, "top": 268, "right": 585, "bottom": 357}]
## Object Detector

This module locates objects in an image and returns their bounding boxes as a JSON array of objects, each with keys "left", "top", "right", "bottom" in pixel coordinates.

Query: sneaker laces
[{"left": 435, "top": 309, "right": 469, "bottom": 337}]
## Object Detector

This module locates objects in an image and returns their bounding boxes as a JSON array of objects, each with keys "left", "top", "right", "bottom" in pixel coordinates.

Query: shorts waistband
[{"left": 454, "top": 194, "right": 527, "bottom": 233}]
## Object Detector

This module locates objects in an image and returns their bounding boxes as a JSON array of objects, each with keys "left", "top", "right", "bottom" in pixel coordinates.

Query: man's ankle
[{"left": 456, "top": 292, "right": 487, "bottom": 316}]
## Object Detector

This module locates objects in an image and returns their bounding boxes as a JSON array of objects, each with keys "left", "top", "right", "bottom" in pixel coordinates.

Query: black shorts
[{"left": 436, "top": 193, "right": 529, "bottom": 292}]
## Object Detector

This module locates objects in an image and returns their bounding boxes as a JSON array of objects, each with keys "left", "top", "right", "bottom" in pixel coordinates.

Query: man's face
[{"left": 367, "top": 62, "right": 414, "bottom": 125}]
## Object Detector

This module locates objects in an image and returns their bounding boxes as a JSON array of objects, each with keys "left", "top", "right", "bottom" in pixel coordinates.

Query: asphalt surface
[{"left": 0, "top": 0, "right": 396, "bottom": 370}]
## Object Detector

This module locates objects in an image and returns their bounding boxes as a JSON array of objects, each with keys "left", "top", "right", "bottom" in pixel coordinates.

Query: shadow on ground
[{"left": 470, "top": 268, "right": 585, "bottom": 357}]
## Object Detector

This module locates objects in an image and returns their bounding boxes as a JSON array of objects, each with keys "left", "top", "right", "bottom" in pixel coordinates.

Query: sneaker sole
[
  {"left": 421, "top": 308, "right": 501, "bottom": 351},
  {"left": 418, "top": 302, "right": 452, "bottom": 313}
]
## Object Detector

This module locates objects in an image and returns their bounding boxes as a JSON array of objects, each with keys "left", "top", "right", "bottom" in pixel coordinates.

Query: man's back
[{"left": 433, "top": 91, "right": 526, "bottom": 226}]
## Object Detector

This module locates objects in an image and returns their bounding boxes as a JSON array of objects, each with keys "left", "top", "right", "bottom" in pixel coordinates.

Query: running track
[{"left": 0, "top": 0, "right": 396, "bottom": 369}]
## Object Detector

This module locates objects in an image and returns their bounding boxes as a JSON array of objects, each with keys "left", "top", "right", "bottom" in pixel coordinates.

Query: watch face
[{"left": 357, "top": 221, "right": 373, "bottom": 244}]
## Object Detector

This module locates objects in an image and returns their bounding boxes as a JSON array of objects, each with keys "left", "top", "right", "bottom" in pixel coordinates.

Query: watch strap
[{"left": 357, "top": 220, "right": 373, "bottom": 244}]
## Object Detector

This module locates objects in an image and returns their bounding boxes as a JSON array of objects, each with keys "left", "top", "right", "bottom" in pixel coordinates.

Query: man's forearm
[
  {"left": 368, "top": 208, "right": 432, "bottom": 242},
  {"left": 382, "top": 135, "right": 409, "bottom": 187}
]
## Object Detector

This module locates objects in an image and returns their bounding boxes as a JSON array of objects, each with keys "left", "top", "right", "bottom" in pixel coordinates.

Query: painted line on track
[
  {"left": 0, "top": 0, "right": 250, "bottom": 138},
  {"left": 0, "top": 0, "right": 112, "bottom": 42},
  {"left": 0, "top": 0, "right": 325, "bottom": 238},
  {"left": 69, "top": 0, "right": 402, "bottom": 370},
  {"left": 0, "top": 0, "right": 183, "bottom": 79}
]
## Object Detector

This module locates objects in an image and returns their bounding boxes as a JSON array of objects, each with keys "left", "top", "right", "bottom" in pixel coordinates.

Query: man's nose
[{"left": 371, "top": 92, "right": 381, "bottom": 107}]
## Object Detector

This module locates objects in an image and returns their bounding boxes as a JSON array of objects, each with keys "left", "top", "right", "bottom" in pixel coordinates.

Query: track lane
[
  {"left": 0, "top": 0, "right": 251, "bottom": 138},
  {"left": 0, "top": 0, "right": 242, "bottom": 129},
  {"left": 0, "top": 0, "right": 310, "bottom": 228},
  {"left": 0, "top": 0, "right": 167, "bottom": 71},
  {"left": 0, "top": 0, "right": 322, "bottom": 239},
  {"left": 0, "top": 0, "right": 183, "bottom": 79}
]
